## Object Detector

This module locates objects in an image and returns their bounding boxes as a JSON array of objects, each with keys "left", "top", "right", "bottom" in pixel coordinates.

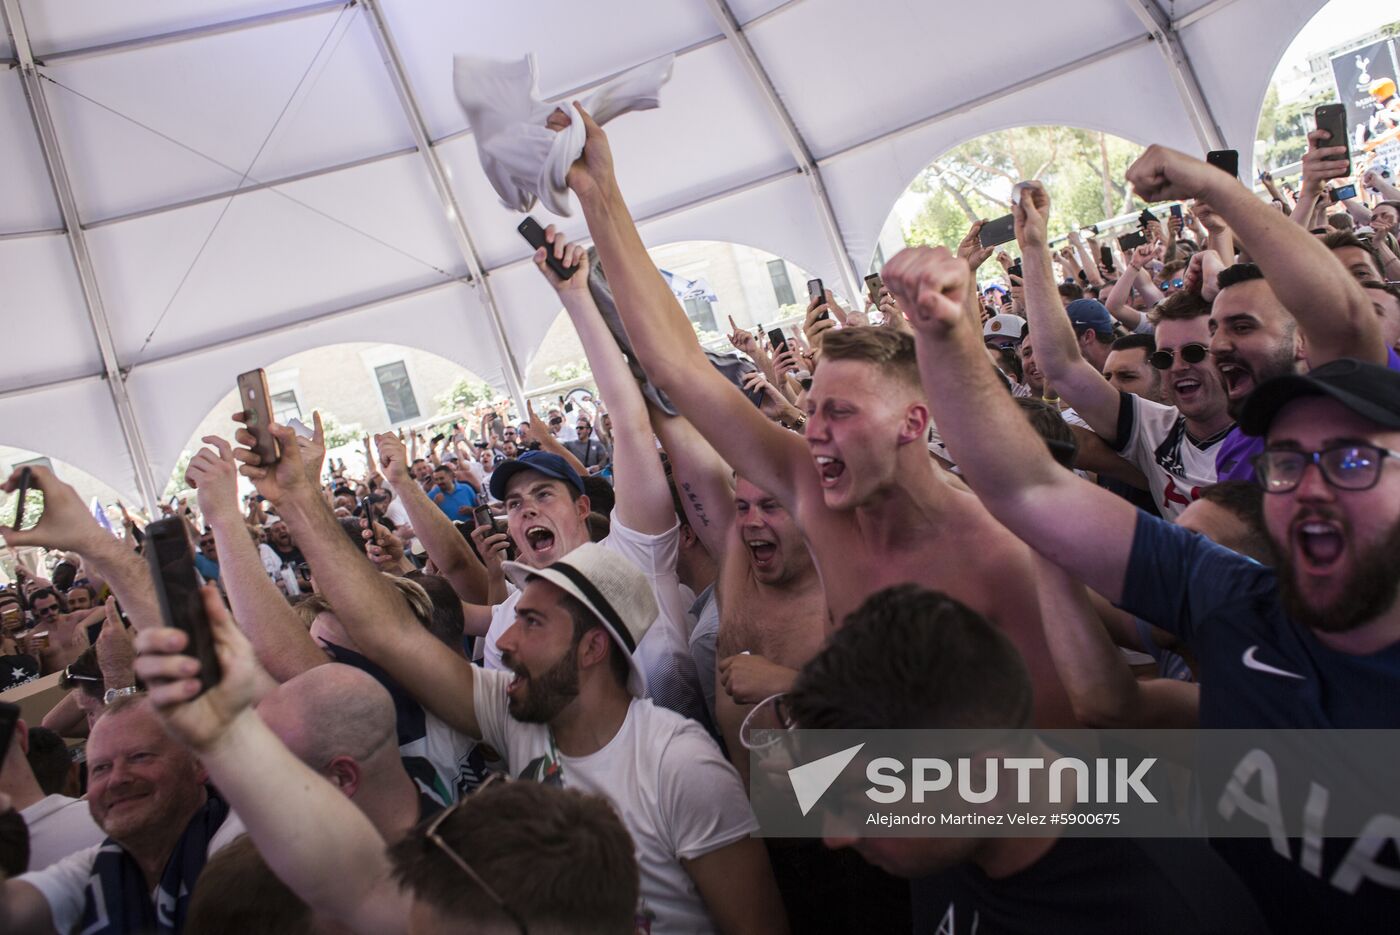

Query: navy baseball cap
[
  {"left": 488, "top": 450, "right": 586, "bottom": 501},
  {"left": 1065, "top": 299, "right": 1116, "bottom": 339},
  {"left": 1239, "top": 358, "right": 1400, "bottom": 437}
]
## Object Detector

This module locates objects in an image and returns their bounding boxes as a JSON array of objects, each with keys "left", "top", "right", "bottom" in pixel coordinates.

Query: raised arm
[
  {"left": 1102, "top": 250, "right": 1150, "bottom": 331},
  {"left": 1, "top": 467, "right": 160, "bottom": 631},
  {"left": 134, "top": 591, "right": 409, "bottom": 935},
  {"left": 1031, "top": 554, "right": 1197, "bottom": 728},
  {"left": 186, "top": 436, "right": 327, "bottom": 680},
  {"left": 1013, "top": 183, "right": 1123, "bottom": 436},
  {"left": 560, "top": 103, "right": 811, "bottom": 507},
  {"left": 1128, "top": 144, "right": 1385, "bottom": 365},
  {"left": 234, "top": 419, "right": 481, "bottom": 739},
  {"left": 649, "top": 406, "right": 736, "bottom": 562},
  {"left": 525, "top": 400, "right": 589, "bottom": 479},
  {"left": 883, "top": 246, "right": 1137, "bottom": 603},
  {"left": 374, "top": 432, "right": 490, "bottom": 610}
]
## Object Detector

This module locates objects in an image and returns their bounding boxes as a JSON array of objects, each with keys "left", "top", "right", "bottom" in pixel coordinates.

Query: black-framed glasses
[
  {"left": 62, "top": 665, "right": 101, "bottom": 684},
  {"left": 1149, "top": 342, "right": 1209, "bottom": 370},
  {"left": 1253, "top": 444, "right": 1400, "bottom": 494},
  {"left": 422, "top": 774, "right": 528, "bottom": 935}
]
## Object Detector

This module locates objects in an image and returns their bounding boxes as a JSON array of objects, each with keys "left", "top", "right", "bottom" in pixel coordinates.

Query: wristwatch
[{"left": 104, "top": 686, "right": 139, "bottom": 705}]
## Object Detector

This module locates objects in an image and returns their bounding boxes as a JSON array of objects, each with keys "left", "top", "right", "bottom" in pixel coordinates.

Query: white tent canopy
[{"left": 0, "top": 0, "right": 1328, "bottom": 509}]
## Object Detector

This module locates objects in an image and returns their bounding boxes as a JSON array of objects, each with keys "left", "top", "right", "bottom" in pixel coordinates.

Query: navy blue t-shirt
[{"left": 1121, "top": 512, "right": 1400, "bottom": 931}]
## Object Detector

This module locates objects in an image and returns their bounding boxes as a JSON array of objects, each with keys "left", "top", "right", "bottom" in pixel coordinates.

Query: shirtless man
[{"left": 559, "top": 102, "right": 1076, "bottom": 727}]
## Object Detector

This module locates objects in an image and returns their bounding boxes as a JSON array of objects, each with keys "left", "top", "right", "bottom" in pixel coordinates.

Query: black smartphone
[
  {"left": 768, "top": 328, "right": 789, "bottom": 357},
  {"left": 8, "top": 466, "right": 31, "bottom": 531},
  {"left": 807, "top": 279, "right": 829, "bottom": 322},
  {"left": 359, "top": 496, "right": 380, "bottom": 541},
  {"left": 1329, "top": 184, "right": 1358, "bottom": 203},
  {"left": 864, "top": 273, "right": 883, "bottom": 304},
  {"left": 1007, "top": 261, "right": 1023, "bottom": 282},
  {"left": 1170, "top": 204, "right": 1183, "bottom": 220},
  {"left": 1313, "top": 104, "right": 1349, "bottom": 171},
  {"left": 518, "top": 216, "right": 577, "bottom": 280},
  {"left": 1138, "top": 208, "right": 1158, "bottom": 228},
  {"left": 564, "top": 401, "right": 574, "bottom": 413},
  {"left": 236, "top": 369, "right": 280, "bottom": 466},
  {"left": 0, "top": 701, "right": 19, "bottom": 766},
  {"left": 978, "top": 214, "right": 1017, "bottom": 248},
  {"left": 1118, "top": 231, "right": 1148, "bottom": 251},
  {"left": 145, "top": 517, "right": 222, "bottom": 693},
  {"left": 1206, "top": 149, "right": 1239, "bottom": 179},
  {"left": 1099, "top": 244, "right": 1115, "bottom": 272},
  {"left": 473, "top": 505, "right": 515, "bottom": 560}
]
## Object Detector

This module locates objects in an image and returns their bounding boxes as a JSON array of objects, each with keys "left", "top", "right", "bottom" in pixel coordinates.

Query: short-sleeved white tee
[
  {"left": 473, "top": 667, "right": 755, "bottom": 933},
  {"left": 19, "top": 794, "right": 105, "bottom": 871},
  {"left": 18, "top": 812, "right": 245, "bottom": 934},
  {"left": 481, "top": 517, "right": 708, "bottom": 725},
  {"left": 1116, "top": 395, "right": 1229, "bottom": 521}
]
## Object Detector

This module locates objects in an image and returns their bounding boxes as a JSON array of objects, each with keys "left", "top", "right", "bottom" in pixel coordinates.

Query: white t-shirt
[
  {"left": 482, "top": 517, "right": 709, "bottom": 727},
  {"left": 383, "top": 497, "right": 411, "bottom": 532},
  {"left": 473, "top": 668, "right": 756, "bottom": 934},
  {"left": 18, "top": 812, "right": 245, "bottom": 934},
  {"left": 19, "top": 794, "right": 105, "bottom": 871},
  {"left": 1116, "top": 395, "right": 1228, "bottom": 521}
]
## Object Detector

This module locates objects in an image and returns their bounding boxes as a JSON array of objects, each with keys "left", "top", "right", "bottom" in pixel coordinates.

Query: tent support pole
[
  {"left": 704, "top": 0, "right": 865, "bottom": 303},
  {"left": 1, "top": 0, "right": 163, "bottom": 514},
  {"left": 360, "top": 0, "right": 530, "bottom": 418},
  {"left": 1126, "top": 0, "right": 1227, "bottom": 153}
]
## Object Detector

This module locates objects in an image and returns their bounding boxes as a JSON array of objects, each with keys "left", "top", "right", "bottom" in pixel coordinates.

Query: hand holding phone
[
  {"left": 864, "top": 273, "right": 883, "bottom": 305},
  {"left": 236, "top": 370, "right": 280, "bottom": 466},
  {"left": 1313, "top": 104, "right": 1349, "bottom": 175},
  {"left": 807, "top": 279, "right": 830, "bottom": 322},
  {"left": 145, "top": 517, "right": 222, "bottom": 694},
  {"left": 1205, "top": 149, "right": 1239, "bottom": 180},
  {"left": 518, "top": 216, "right": 577, "bottom": 280},
  {"left": 473, "top": 505, "right": 515, "bottom": 561},
  {"left": 978, "top": 214, "right": 1017, "bottom": 249}
]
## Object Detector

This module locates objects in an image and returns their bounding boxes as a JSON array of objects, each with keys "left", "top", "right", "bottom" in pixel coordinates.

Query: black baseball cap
[
  {"left": 488, "top": 450, "right": 586, "bottom": 501},
  {"left": 1239, "top": 358, "right": 1400, "bottom": 437}
]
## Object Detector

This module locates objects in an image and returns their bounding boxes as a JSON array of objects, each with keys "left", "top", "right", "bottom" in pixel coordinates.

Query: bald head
[{"left": 257, "top": 664, "right": 397, "bottom": 770}]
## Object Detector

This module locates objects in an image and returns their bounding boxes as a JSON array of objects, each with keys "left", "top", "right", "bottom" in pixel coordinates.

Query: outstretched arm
[
  {"left": 561, "top": 103, "right": 811, "bottom": 508},
  {"left": 883, "top": 246, "right": 1138, "bottom": 603},
  {"left": 649, "top": 406, "right": 736, "bottom": 562},
  {"left": 1128, "top": 144, "right": 1385, "bottom": 365},
  {"left": 234, "top": 419, "right": 481, "bottom": 738},
  {"left": 134, "top": 590, "right": 409, "bottom": 935},
  {"left": 187, "top": 437, "right": 327, "bottom": 680},
  {"left": 1032, "top": 555, "right": 1197, "bottom": 728},
  {"left": 1014, "top": 183, "right": 1123, "bottom": 436}
]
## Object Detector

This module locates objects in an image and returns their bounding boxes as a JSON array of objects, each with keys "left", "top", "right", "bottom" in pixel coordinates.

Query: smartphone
[
  {"left": 1138, "top": 208, "right": 1158, "bottom": 228},
  {"left": 978, "top": 214, "right": 1017, "bottom": 248},
  {"left": 1170, "top": 204, "right": 1183, "bottom": 220},
  {"left": 1313, "top": 104, "right": 1349, "bottom": 169},
  {"left": 767, "top": 328, "right": 789, "bottom": 356},
  {"left": 564, "top": 401, "right": 574, "bottom": 414},
  {"left": 807, "top": 279, "right": 829, "bottom": 321},
  {"left": 0, "top": 701, "right": 19, "bottom": 766},
  {"left": 236, "top": 369, "right": 280, "bottom": 466},
  {"left": 1099, "top": 244, "right": 1115, "bottom": 272},
  {"left": 1007, "top": 261, "right": 1023, "bottom": 282},
  {"left": 7, "top": 466, "right": 32, "bottom": 531},
  {"left": 864, "top": 273, "right": 883, "bottom": 304},
  {"left": 1206, "top": 149, "right": 1239, "bottom": 179},
  {"left": 1118, "top": 231, "right": 1148, "bottom": 251},
  {"left": 145, "top": 517, "right": 222, "bottom": 694},
  {"left": 1329, "top": 184, "right": 1359, "bottom": 203},
  {"left": 517, "top": 216, "right": 577, "bottom": 280},
  {"left": 473, "top": 505, "right": 515, "bottom": 560}
]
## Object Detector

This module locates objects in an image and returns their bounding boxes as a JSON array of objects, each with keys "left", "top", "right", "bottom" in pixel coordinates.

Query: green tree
[
  {"left": 544, "top": 361, "right": 589, "bottom": 384},
  {"left": 319, "top": 412, "right": 363, "bottom": 450},
  {"left": 436, "top": 375, "right": 493, "bottom": 415},
  {"left": 164, "top": 450, "right": 194, "bottom": 500}
]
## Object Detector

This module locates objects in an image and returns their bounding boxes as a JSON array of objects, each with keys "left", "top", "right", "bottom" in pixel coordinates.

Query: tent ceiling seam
[{"left": 1125, "top": 0, "right": 1227, "bottom": 151}]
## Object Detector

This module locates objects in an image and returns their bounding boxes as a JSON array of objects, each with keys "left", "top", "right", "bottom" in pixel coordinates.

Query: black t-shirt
[
  {"left": 267, "top": 542, "right": 305, "bottom": 567},
  {"left": 0, "top": 652, "right": 40, "bottom": 691},
  {"left": 912, "top": 836, "right": 1267, "bottom": 934}
]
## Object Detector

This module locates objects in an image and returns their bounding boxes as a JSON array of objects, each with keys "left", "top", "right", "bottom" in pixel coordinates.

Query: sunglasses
[
  {"left": 1159, "top": 278, "right": 1184, "bottom": 290},
  {"left": 422, "top": 774, "right": 528, "bottom": 934},
  {"left": 1149, "top": 342, "right": 1209, "bottom": 370}
]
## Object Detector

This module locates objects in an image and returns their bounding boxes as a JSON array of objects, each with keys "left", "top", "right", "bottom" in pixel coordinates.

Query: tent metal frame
[
  {"left": 2, "top": 0, "right": 163, "bottom": 514},
  {"left": 1127, "top": 0, "right": 1228, "bottom": 152}
]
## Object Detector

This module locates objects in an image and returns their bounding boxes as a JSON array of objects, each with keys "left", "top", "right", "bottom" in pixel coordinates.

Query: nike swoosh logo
[{"left": 1242, "top": 645, "right": 1306, "bottom": 680}]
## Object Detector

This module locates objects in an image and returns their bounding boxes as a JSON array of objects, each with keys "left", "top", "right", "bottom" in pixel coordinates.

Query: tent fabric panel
[
  {"left": 86, "top": 150, "right": 467, "bottom": 363},
  {"left": 15, "top": 0, "right": 311, "bottom": 58},
  {"left": 41, "top": 7, "right": 414, "bottom": 223},
  {"left": 378, "top": 0, "right": 720, "bottom": 141},
  {"left": 745, "top": 0, "right": 1152, "bottom": 159},
  {"left": 0, "top": 71, "right": 63, "bottom": 233},
  {"left": 0, "top": 378, "right": 139, "bottom": 502},
  {"left": 820, "top": 40, "right": 1202, "bottom": 276},
  {"left": 127, "top": 280, "right": 504, "bottom": 485},
  {"left": 0, "top": 234, "right": 103, "bottom": 393}
]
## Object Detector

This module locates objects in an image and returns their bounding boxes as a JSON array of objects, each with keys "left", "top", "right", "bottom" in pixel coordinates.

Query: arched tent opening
[
  {"left": 169, "top": 341, "right": 499, "bottom": 494},
  {"left": 523, "top": 240, "right": 827, "bottom": 390}
]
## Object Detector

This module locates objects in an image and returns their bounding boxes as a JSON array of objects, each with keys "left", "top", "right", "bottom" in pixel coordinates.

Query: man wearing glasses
[{"left": 886, "top": 217, "right": 1400, "bottom": 929}]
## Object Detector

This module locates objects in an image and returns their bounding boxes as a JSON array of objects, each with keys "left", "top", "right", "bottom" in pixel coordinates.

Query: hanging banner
[{"left": 1330, "top": 39, "right": 1400, "bottom": 175}]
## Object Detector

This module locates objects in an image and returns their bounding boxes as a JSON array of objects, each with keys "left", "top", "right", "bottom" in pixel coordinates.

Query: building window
[
  {"left": 375, "top": 361, "right": 420, "bottom": 423},
  {"left": 271, "top": 390, "right": 302, "bottom": 425},
  {"left": 871, "top": 244, "right": 886, "bottom": 275},
  {"left": 682, "top": 296, "right": 718, "bottom": 334},
  {"left": 767, "top": 259, "right": 796, "bottom": 307}
]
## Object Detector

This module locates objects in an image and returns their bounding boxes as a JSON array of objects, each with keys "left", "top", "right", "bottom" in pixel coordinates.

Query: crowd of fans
[{"left": 2, "top": 98, "right": 1399, "bottom": 934}]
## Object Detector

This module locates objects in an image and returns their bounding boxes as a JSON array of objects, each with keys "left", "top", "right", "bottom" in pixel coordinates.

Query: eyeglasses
[
  {"left": 422, "top": 774, "right": 528, "bottom": 935},
  {"left": 63, "top": 665, "right": 102, "bottom": 684},
  {"left": 1149, "top": 342, "right": 1209, "bottom": 370},
  {"left": 1254, "top": 444, "right": 1399, "bottom": 494},
  {"left": 1159, "top": 278, "right": 1185, "bottom": 290}
]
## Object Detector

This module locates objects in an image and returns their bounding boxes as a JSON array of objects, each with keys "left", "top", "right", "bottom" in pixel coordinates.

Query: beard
[
  {"left": 505, "top": 643, "right": 580, "bottom": 723},
  {"left": 1279, "top": 515, "right": 1400, "bottom": 634},
  {"left": 1221, "top": 342, "right": 1298, "bottom": 421}
]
